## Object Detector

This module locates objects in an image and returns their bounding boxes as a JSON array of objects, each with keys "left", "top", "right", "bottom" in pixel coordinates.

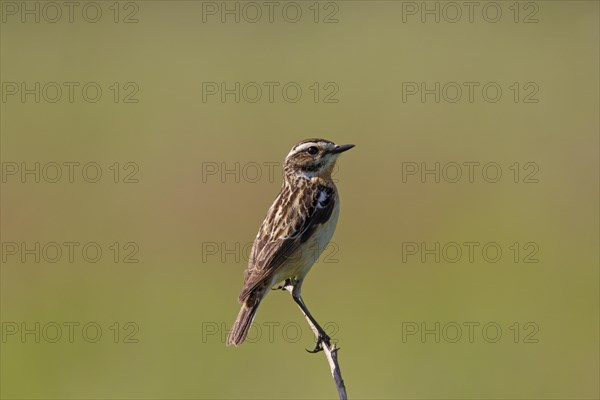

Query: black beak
[{"left": 330, "top": 144, "right": 355, "bottom": 154}]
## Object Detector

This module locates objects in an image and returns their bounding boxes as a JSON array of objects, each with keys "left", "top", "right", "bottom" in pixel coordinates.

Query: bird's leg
[
  {"left": 272, "top": 278, "right": 294, "bottom": 291},
  {"left": 289, "top": 280, "right": 331, "bottom": 353}
]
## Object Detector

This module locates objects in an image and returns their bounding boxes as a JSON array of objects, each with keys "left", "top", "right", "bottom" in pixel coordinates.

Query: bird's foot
[{"left": 306, "top": 331, "right": 331, "bottom": 354}]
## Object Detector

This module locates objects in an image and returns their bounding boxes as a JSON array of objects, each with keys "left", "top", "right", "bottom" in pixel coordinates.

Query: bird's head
[{"left": 284, "top": 138, "right": 354, "bottom": 180}]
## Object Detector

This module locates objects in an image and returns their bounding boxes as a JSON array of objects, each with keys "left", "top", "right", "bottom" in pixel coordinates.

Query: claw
[{"left": 306, "top": 332, "right": 330, "bottom": 354}]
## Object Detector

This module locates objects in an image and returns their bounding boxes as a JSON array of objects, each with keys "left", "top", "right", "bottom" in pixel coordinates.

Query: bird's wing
[{"left": 238, "top": 183, "right": 336, "bottom": 302}]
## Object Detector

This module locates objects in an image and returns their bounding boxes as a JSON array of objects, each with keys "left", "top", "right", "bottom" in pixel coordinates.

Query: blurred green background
[{"left": 1, "top": 1, "right": 598, "bottom": 399}]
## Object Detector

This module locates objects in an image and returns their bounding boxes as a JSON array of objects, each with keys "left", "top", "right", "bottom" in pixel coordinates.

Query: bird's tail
[{"left": 226, "top": 300, "right": 261, "bottom": 346}]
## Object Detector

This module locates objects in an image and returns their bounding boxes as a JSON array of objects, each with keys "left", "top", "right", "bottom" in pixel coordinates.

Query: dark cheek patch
[
  {"left": 292, "top": 154, "right": 312, "bottom": 166},
  {"left": 302, "top": 161, "right": 324, "bottom": 172}
]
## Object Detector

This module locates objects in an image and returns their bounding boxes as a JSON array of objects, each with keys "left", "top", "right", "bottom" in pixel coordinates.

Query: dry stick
[
  {"left": 324, "top": 344, "right": 347, "bottom": 400},
  {"left": 303, "top": 314, "right": 348, "bottom": 400},
  {"left": 286, "top": 288, "right": 348, "bottom": 400}
]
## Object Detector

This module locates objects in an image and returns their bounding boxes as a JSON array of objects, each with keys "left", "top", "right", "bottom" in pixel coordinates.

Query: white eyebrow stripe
[{"left": 287, "top": 142, "right": 318, "bottom": 158}]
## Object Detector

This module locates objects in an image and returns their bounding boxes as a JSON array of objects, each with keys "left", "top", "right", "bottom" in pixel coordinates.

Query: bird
[{"left": 226, "top": 138, "right": 354, "bottom": 351}]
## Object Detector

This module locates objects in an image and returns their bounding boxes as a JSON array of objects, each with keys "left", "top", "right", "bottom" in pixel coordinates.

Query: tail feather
[{"left": 226, "top": 302, "right": 260, "bottom": 346}]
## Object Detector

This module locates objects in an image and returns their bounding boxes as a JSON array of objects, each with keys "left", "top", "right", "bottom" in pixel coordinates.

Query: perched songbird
[{"left": 226, "top": 138, "right": 354, "bottom": 351}]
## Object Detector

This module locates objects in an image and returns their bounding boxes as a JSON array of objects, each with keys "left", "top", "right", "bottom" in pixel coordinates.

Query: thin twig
[
  {"left": 322, "top": 342, "right": 347, "bottom": 400},
  {"left": 276, "top": 279, "right": 348, "bottom": 400},
  {"left": 303, "top": 314, "right": 348, "bottom": 400}
]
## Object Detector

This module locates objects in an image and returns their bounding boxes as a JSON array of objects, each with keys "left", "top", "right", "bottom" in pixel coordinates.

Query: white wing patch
[{"left": 317, "top": 189, "right": 330, "bottom": 208}]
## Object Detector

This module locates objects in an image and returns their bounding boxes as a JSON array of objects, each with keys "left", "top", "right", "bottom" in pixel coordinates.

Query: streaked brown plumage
[{"left": 226, "top": 138, "right": 354, "bottom": 348}]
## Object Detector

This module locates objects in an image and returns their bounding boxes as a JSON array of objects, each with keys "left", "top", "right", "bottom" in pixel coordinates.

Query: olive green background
[{"left": 1, "top": 1, "right": 598, "bottom": 399}]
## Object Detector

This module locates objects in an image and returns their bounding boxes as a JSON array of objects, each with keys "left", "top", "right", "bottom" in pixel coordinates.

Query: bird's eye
[{"left": 307, "top": 146, "right": 319, "bottom": 155}]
